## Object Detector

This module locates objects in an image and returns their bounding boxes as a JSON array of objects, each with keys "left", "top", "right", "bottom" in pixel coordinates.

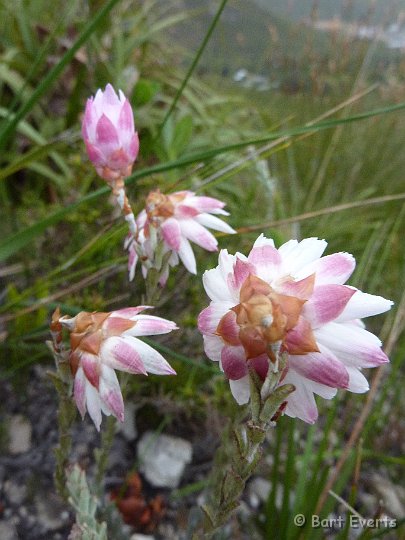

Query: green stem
[
  {"left": 198, "top": 363, "right": 295, "bottom": 538},
  {"left": 94, "top": 415, "right": 117, "bottom": 499},
  {"left": 144, "top": 269, "right": 161, "bottom": 305},
  {"left": 49, "top": 368, "right": 77, "bottom": 500}
]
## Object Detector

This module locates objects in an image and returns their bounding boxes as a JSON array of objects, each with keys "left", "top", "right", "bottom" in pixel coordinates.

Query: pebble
[
  {"left": 137, "top": 432, "right": 192, "bottom": 488},
  {"left": 0, "top": 520, "right": 18, "bottom": 540},
  {"left": 3, "top": 480, "right": 27, "bottom": 505},
  {"left": 35, "top": 493, "right": 69, "bottom": 532},
  {"left": 7, "top": 415, "right": 32, "bottom": 455},
  {"left": 371, "top": 473, "right": 405, "bottom": 519}
]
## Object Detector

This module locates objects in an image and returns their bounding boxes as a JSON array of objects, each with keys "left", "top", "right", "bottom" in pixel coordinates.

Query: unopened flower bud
[{"left": 82, "top": 84, "right": 139, "bottom": 181}]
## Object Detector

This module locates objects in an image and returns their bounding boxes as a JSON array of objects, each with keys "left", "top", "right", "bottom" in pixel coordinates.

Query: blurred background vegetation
[{"left": 0, "top": 0, "right": 404, "bottom": 538}]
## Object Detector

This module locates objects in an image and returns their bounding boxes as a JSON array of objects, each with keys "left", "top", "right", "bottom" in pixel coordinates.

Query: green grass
[{"left": 1, "top": 0, "right": 404, "bottom": 538}]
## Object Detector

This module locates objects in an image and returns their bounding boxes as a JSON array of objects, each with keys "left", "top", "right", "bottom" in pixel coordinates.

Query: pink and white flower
[
  {"left": 60, "top": 307, "right": 177, "bottom": 430},
  {"left": 82, "top": 84, "right": 139, "bottom": 181},
  {"left": 198, "top": 235, "right": 393, "bottom": 423},
  {"left": 126, "top": 189, "right": 236, "bottom": 283}
]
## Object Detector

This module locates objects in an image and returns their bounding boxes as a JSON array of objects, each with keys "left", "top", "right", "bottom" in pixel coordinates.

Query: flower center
[
  {"left": 217, "top": 274, "right": 316, "bottom": 362},
  {"left": 69, "top": 311, "right": 110, "bottom": 355},
  {"left": 146, "top": 190, "right": 175, "bottom": 226}
]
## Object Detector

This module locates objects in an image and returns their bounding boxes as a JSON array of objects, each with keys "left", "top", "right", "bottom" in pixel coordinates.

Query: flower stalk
[
  {"left": 199, "top": 351, "right": 295, "bottom": 537},
  {"left": 94, "top": 415, "right": 117, "bottom": 499},
  {"left": 47, "top": 308, "right": 77, "bottom": 500},
  {"left": 109, "top": 176, "right": 137, "bottom": 237}
]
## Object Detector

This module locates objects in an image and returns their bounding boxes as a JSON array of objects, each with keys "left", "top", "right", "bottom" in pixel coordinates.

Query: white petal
[
  {"left": 202, "top": 249, "right": 238, "bottom": 302},
  {"left": 252, "top": 234, "right": 275, "bottom": 248},
  {"left": 283, "top": 371, "right": 318, "bottom": 424},
  {"left": 123, "top": 315, "right": 177, "bottom": 336},
  {"left": 198, "top": 301, "right": 235, "bottom": 335},
  {"left": 178, "top": 237, "right": 197, "bottom": 274},
  {"left": 295, "top": 252, "right": 355, "bottom": 285},
  {"left": 73, "top": 367, "right": 87, "bottom": 419},
  {"left": 99, "top": 365, "right": 124, "bottom": 422},
  {"left": 279, "top": 238, "right": 328, "bottom": 276},
  {"left": 101, "top": 336, "right": 147, "bottom": 374},
  {"left": 85, "top": 383, "right": 102, "bottom": 431},
  {"left": 303, "top": 379, "right": 338, "bottom": 400},
  {"left": 203, "top": 335, "right": 223, "bottom": 362},
  {"left": 345, "top": 367, "right": 369, "bottom": 393},
  {"left": 314, "top": 322, "right": 388, "bottom": 368},
  {"left": 195, "top": 213, "right": 236, "bottom": 234},
  {"left": 248, "top": 242, "right": 282, "bottom": 284},
  {"left": 179, "top": 219, "right": 218, "bottom": 251},
  {"left": 110, "top": 306, "right": 152, "bottom": 319},
  {"left": 335, "top": 290, "right": 393, "bottom": 322},
  {"left": 123, "top": 336, "right": 176, "bottom": 375},
  {"left": 169, "top": 250, "right": 179, "bottom": 266},
  {"left": 229, "top": 375, "right": 250, "bottom": 405}
]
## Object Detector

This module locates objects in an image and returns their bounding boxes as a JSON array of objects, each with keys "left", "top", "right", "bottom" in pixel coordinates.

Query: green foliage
[{"left": 66, "top": 465, "right": 108, "bottom": 540}]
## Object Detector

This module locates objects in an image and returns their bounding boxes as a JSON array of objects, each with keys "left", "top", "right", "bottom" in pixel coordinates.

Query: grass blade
[{"left": 2, "top": 102, "right": 405, "bottom": 262}]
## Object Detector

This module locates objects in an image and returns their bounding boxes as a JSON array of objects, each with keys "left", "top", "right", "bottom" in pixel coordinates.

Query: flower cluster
[
  {"left": 198, "top": 235, "right": 393, "bottom": 423},
  {"left": 126, "top": 189, "right": 236, "bottom": 283},
  {"left": 78, "top": 84, "right": 393, "bottom": 427},
  {"left": 60, "top": 307, "right": 177, "bottom": 430}
]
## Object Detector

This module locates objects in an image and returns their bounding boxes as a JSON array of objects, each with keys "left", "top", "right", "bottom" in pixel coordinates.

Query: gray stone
[
  {"left": 35, "top": 493, "right": 70, "bottom": 531},
  {"left": 137, "top": 432, "right": 192, "bottom": 488},
  {"left": 371, "top": 474, "right": 405, "bottom": 519},
  {"left": 130, "top": 535, "right": 155, "bottom": 540},
  {"left": 7, "top": 414, "right": 32, "bottom": 454},
  {"left": 0, "top": 520, "right": 18, "bottom": 540},
  {"left": 4, "top": 480, "right": 27, "bottom": 505}
]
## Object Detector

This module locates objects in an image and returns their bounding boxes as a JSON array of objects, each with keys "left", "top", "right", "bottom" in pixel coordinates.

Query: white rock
[
  {"left": 7, "top": 415, "right": 32, "bottom": 454},
  {"left": 137, "top": 432, "right": 192, "bottom": 488},
  {"left": 130, "top": 535, "right": 155, "bottom": 540}
]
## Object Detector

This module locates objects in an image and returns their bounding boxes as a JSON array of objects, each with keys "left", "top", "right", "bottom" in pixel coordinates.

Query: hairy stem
[
  {"left": 94, "top": 415, "right": 117, "bottom": 499},
  {"left": 197, "top": 356, "right": 295, "bottom": 538}
]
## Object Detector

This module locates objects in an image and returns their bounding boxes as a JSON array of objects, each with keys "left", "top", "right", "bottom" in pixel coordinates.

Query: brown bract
[
  {"left": 64, "top": 311, "right": 135, "bottom": 375},
  {"left": 98, "top": 163, "right": 133, "bottom": 182},
  {"left": 217, "top": 274, "right": 318, "bottom": 361},
  {"left": 146, "top": 189, "right": 176, "bottom": 225}
]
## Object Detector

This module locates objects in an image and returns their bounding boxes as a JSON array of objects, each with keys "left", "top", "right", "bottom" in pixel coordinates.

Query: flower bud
[{"left": 82, "top": 84, "right": 139, "bottom": 181}]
